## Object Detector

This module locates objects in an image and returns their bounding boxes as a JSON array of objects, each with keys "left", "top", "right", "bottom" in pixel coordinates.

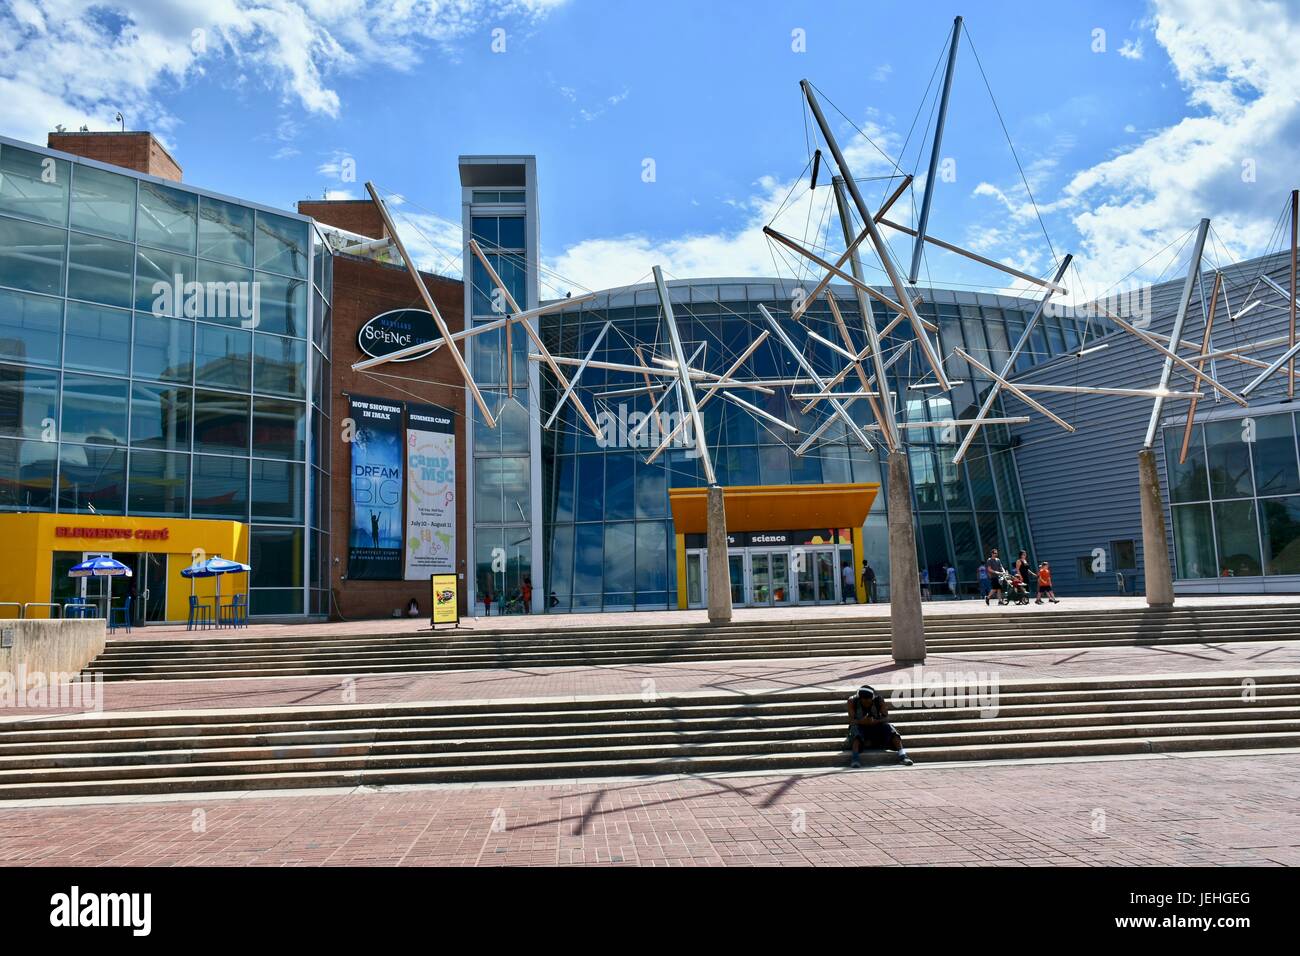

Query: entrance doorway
[
  {"left": 685, "top": 542, "right": 850, "bottom": 608},
  {"left": 50, "top": 551, "right": 165, "bottom": 625}
]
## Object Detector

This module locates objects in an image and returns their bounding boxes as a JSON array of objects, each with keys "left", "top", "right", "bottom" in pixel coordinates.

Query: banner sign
[
  {"left": 404, "top": 403, "right": 457, "bottom": 581},
  {"left": 683, "top": 528, "right": 852, "bottom": 549},
  {"left": 431, "top": 573, "right": 459, "bottom": 626},
  {"left": 348, "top": 395, "right": 404, "bottom": 580}
]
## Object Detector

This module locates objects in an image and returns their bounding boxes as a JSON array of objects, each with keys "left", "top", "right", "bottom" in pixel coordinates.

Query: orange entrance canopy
[{"left": 668, "top": 482, "right": 880, "bottom": 535}]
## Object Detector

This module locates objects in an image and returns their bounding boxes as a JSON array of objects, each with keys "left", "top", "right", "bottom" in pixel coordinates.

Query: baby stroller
[{"left": 997, "top": 571, "right": 1031, "bottom": 606}]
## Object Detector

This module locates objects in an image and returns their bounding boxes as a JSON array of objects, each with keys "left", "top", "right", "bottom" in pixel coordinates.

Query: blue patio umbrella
[
  {"left": 181, "top": 557, "right": 252, "bottom": 619},
  {"left": 67, "top": 556, "right": 132, "bottom": 616}
]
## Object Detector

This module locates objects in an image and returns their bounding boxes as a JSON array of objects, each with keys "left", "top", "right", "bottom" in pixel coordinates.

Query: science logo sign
[
  {"left": 348, "top": 395, "right": 404, "bottom": 580},
  {"left": 357, "top": 309, "right": 438, "bottom": 363}
]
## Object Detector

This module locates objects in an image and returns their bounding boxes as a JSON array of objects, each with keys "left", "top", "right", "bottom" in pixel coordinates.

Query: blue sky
[{"left": 4, "top": 0, "right": 1298, "bottom": 299}]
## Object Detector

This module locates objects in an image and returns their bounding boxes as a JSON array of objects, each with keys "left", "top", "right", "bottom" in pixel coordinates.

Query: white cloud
[
  {"left": 1118, "top": 38, "right": 1144, "bottom": 60},
  {"left": 543, "top": 120, "right": 910, "bottom": 294},
  {"left": 0, "top": 0, "right": 568, "bottom": 145}
]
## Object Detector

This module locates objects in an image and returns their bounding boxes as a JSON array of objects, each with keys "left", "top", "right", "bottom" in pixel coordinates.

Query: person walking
[
  {"left": 985, "top": 549, "right": 1006, "bottom": 605},
  {"left": 862, "top": 560, "right": 878, "bottom": 604},
  {"left": 521, "top": 575, "right": 533, "bottom": 614},
  {"left": 1015, "top": 550, "right": 1033, "bottom": 586},
  {"left": 840, "top": 561, "right": 857, "bottom": 603},
  {"left": 977, "top": 563, "right": 990, "bottom": 602},
  {"left": 1036, "top": 562, "right": 1059, "bottom": 604},
  {"left": 945, "top": 563, "right": 959, "bottom": 599},
  {"left": 919, "top": 568, "right": 931, "bottom": 602}
]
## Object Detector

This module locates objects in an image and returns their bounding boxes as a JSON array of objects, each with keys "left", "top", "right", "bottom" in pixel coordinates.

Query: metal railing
[
  {"left": 21, "top": 603, "right": 63, "bottom": 619},
  {"left": 0, "top": 602, "right": 21, "bottom": 619}
]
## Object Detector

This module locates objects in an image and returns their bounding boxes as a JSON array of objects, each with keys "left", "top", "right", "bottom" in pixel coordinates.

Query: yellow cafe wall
[{"left": 0, "top": 513, "right": 250, "bottom": 622}]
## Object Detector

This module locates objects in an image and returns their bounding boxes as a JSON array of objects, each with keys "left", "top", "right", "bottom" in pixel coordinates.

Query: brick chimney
[
  {"left": 47, "top": 130, "right": 182, "bottom": 182},
  {"left": 297, "top": 199, "right": 388, "bottom": 240}
]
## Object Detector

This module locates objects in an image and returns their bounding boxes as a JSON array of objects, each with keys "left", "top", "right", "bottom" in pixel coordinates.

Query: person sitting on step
[{"left": 846, "top": 685, "right": 912, "bottom": 768}]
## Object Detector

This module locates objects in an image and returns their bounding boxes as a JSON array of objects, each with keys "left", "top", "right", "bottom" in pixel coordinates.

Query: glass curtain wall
[
  {"left": 538, "top": 280, "right": 1054, "bottom": 611},
  {"left": 1165, "top": 411, "right": 1300, "bottom": 580},
  {"left": 0, "top": 139, "right": 321, "bottom": 616}
]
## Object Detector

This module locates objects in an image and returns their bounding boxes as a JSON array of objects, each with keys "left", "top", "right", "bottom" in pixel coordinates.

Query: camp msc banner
[
  {"left": 404, "top": 403, "right": 457, "bottom": 581},
  {"left": 348, "top": 395, "right": 405, "bottom": 580}
]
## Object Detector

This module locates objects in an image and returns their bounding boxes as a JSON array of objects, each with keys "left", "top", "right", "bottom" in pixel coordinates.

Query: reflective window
[
  {"left": 1205, "top": 419, "right": 1253, "bottom": 499},
  {"left": 252, "top": 398, "right": 305, "bottom": 460},
  {"left": 254, "top": 272, "right": 306, "bottom": 337},
  {"left": 1251, "top": 413, "right": 1300, "bottom": 496},
  {"left": 0, "top": 145, "right": 68, "bottom": 225},
  {"left": 0, "top": 437, "right": 57, "bottom": 510},
  {"left": 575, "top": 454, "right": 603, "bottom": 522},
  {"left": 0, "top": 215, "right": 65, "bottom": 296},
  {"left": 64, "top": 301, "right": 130, "bottom": 374},
  {"left": 603, "top": 522, "right": 635, "bottom": 604},
  {"left": 1173, "top": 503, "right": 1215, "bottom": 580},
  {"left": 250, "top": 526, "right": 303, "bottom": 588},
  {"left": 1166, "top": 425, "right": 1209, "bottom": 503},
  {"left": 0, "top": 363, "right": 58, "bottom": 438},
  {"left": 255, "top": 211, "right": 309, "bottom": 278},
  {"left": 253, "top": 332, "right": 306, "bottom": 397},
  {"left": 0, "top": 287, "right": 62, "bottom": 366},
  {"left": 1213, "top": 499, "right": 1261, "bottom": 576},
  {"left": 69, "top": 165, "right": 136, "bottom": 240},
  {"left": 1261, "top": 496, "right": 1300, "bottom": 575},
  {"left": 58, "top": 443, "right": 125, "bottom": 513},
  {"left": 191, "top": 453, "right": 248, "bottom": 518},
  {"left": 198, "top": 196, "right": 255, "bottom": 266},
  {"left": 252, "top": 459, "right": 303, "bottom": 522},
  {"left": 134, "top": 247, "right": 195, "bottom": 315},
  {"left": 137, "top": 180, "right": 197, "bottom": 253},
  {"left": 60, "top": 373, "right": 128, "bottom": 445},
  {"left": 130, "top": 382, "right": 191, "bottom": 450},
  {"left": 634, "top": 521, "right": 669, "bottom": 605},
  {"left": 67, "top": 231, "right": 134, "bottom": 308},
  {"left": 132, "top": 312, "right": 193, "bottom": 383},
  {"left": 193, "top": 389, "right": 250, "bottom": 455},
  {"left": 127, "top": 449, "right": 189, "bottom": 516},
  {"left": 635, "top": 459, "right": 667, "bottom": 519},
  {"left": 193, "top": 259, "right": 256, "bottom": 326},
  {"left": 604, "top": 453, "right": 634, "bottom": 520},
  {"left": 195, "top": 323, "right": 251, "bottom": 390},
  {"left": 571, "top": 522, "right": 603, "bottom": 609}
]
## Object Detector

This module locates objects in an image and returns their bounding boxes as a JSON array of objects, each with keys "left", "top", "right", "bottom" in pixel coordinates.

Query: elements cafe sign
[
  {"left": 55, "top": 526, "right": 171, "bottom": 541},
  {"left": 357, "top": 309, "right": 437, "bottom": 363}
]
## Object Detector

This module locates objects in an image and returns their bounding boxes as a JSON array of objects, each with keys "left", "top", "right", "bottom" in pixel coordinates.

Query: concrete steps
[
  {"left": 1, "top": 672, "right": 1295, "bottom": 800},
  {"left": 82, "top": 604, "right": 1300, "bottom": 681}
]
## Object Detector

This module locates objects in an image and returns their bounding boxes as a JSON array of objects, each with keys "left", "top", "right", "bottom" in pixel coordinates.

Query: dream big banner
[
  {"left": 404, "top": 403, "right": 457, "bottom": 581},
  {"left": 348, "top": 395, "right": 404, "bottom": 580}
]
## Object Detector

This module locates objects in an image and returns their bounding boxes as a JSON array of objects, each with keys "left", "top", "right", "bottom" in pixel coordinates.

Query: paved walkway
[
  {"left": 97, "top": 594, "right": 1300, "bottom": 643},
  {"left": 3, "top": 640, "right": 1295, "bottom": 720},
  {"left": 1, "top": 752, "right": 1295, "bottom": 865}
]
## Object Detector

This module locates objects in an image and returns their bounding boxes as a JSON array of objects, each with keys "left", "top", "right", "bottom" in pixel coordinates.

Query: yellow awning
[{"left": 668, "top": 482, "right": 880, "bottom": 534}]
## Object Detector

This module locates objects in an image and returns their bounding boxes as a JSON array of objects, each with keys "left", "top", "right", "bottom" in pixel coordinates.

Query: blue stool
[
  {"left": 108, "top": 596, "right": 132, "bottom": 634},
  {"left": 187, "top": 595, "right": 213, "bottom": 631}
]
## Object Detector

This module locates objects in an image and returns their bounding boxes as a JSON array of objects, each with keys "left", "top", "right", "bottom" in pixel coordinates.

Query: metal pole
[
  {"left": 1144, "top": 218, "right": 1211, "bottom": 448},
  {"left": 951, "top": 254, "right": 1072, "bottom": 464},
  {"left": 1179, "top": 271, "right": 1223, "bottom": 463},
  {"left": 543, "top": 321, "right": 610, "bottom": 430},
  {"left": 653, "top": 265, "right": 717, "bottom": 485},
  {"left": 756, "top": 303, "right": 874, "bottom": 451},
  {"left": 832, "top": 174, "right": 899, "bottom": 451},
  {"left": 1291, "top": 188, "right": 1298, "bottom": 399},
  {"left": 909, "top": 15, "right": 962, "bottom": 284},
  {"left": 364, "top": 182, "right": 495, "bottom": 425},
  {"left": 800, "top": 79, "right": 951, "bottom": 389}
]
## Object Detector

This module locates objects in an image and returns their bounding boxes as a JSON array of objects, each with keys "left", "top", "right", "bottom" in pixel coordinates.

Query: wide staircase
[
  {"left": 1, "top": 672, "right": 1296, "bottom": 800},
  {"left": 82, "top": 603, "right": 1300, "bottom": 681}
]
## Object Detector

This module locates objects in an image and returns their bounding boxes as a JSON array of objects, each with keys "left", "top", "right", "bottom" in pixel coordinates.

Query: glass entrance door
[
  {"left": 141, "top": 553, "right": 168, "bottom": 623},
  {"left": 728, "top": 554, "right": 745, "bottom": 606},
  {"left": 750, "top": 552, "right": 771, "bottom": 604},
  {"left": 770, "top": 552, "right": 791, "bottom": 605},
  {"left": 815, "top": 549, "right": 838, "bottom": 603}
]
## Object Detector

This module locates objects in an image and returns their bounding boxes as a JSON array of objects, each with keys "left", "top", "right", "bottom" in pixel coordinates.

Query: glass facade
[
  {"left": 1166, "top": 410, "right": 1300, "bottom": 580},
  {"left": 463, "top": 169, "right": 536, "bottom": 614},
  {"left": 535, "top": 280, "right": 1071, "bottom": 612},
  {"left": 0, "top": 137, "right": 330, "bottom": 618}
]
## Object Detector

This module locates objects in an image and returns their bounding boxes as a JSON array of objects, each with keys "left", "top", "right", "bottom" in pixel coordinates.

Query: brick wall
[
  {"left": 47, "top": 131, "right": 182, "bottom": 182},
  {"left": 328, "top": 255, "right": 470, "bottom": 620},
  {"left": 298, "top": 200, "right": 388, "bottom": 240}
]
